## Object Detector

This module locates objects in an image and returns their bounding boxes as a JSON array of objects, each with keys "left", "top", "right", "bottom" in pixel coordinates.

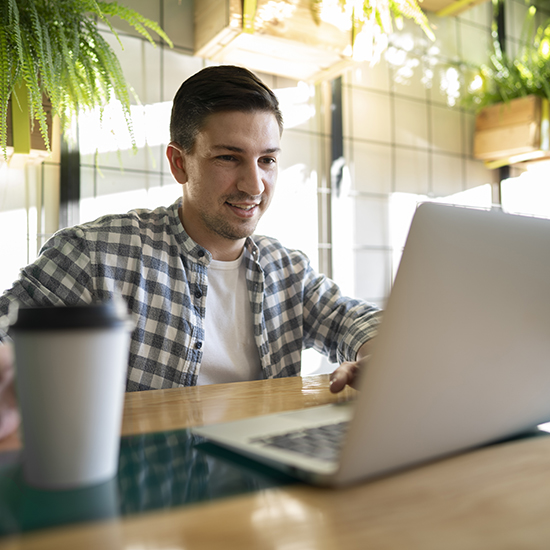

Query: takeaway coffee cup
[{"left": 9, "top": 302, "right": 132, "bottom": 489}]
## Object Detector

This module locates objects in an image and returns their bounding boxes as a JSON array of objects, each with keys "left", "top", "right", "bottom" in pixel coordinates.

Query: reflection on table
[
  {"left": 1, "top": 375, "right": 550, "bottom": 550},
  {"left": 0, "top": 428, "right": 298, "bottom": 535}
]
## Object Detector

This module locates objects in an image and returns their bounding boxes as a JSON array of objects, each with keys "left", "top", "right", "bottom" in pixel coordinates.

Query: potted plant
[
  {"left": 1, "top": 0, "right": 172, "bottom": 159},
  {"left": 465, "top": 4, "right": 550, "bottom": 167}
]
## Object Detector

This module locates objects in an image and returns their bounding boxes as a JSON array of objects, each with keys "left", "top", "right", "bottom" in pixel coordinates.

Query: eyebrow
[{"left": 212, "top": 144, "right": 281, "bottom": 155}]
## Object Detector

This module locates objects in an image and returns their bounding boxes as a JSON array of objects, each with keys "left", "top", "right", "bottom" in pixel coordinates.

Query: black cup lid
[{"left": 8, "top": 302, "right": 132, "bottom": 331}]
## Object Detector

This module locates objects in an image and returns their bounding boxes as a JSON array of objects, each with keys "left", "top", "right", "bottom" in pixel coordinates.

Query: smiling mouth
[{"left": 226, "top": 201, "right": 259, "bottom": 211}]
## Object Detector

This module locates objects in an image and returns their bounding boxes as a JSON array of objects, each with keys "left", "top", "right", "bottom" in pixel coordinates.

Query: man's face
[{"left": 168, "top": 110, "right": 281, "bottom": 260}]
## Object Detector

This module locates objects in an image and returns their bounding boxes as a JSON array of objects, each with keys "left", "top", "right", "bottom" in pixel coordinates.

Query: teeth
[{"left": 229, "top": 203, "right": 256, "bottom": 210}]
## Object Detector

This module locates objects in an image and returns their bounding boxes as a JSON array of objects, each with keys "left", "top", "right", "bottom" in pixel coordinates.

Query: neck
[{"left": 207, "top": 242, "right": 246, "bottom": 262}]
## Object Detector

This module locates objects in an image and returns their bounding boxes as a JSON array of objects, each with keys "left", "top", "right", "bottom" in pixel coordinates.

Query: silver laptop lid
[{"left": 336, "top": 202, "right": 550, "bottom": 484}]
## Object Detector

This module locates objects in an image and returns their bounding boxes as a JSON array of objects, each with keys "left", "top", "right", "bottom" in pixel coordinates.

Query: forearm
[{"left": 303, "top": 272, "right": 381, "bottom": 363}]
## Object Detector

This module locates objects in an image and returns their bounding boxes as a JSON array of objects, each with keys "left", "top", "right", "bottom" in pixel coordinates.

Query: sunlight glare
[{"left": 78, "top": 101, "right": 172, "bottom": 155}]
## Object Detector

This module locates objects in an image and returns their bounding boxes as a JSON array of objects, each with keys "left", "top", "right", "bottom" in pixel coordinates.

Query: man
[{"left": 0, "top": 65, "right": 381, "bottom": 439}]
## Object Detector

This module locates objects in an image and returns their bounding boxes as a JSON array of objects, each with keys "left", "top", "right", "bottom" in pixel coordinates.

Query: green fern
[{"left": 1, "top": 0, "right": 173, "bottom": 159}]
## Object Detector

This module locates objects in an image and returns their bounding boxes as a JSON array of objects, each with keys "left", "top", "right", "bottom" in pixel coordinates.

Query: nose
[{"left": 237, "top": 161, "right": 265, "bottom": 196}]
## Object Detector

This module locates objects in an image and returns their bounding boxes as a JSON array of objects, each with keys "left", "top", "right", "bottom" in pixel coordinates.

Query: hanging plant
[
  {"left": 309, "top": 0, "right": 435, "bottom": 63},
  {"left": 0, "top": 0, "right": 173, "bottom": 159}
]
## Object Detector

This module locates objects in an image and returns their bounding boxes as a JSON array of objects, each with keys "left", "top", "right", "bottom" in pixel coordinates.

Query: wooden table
[{"left": 2, "top": 374, "right": 550, "bottom": 549}]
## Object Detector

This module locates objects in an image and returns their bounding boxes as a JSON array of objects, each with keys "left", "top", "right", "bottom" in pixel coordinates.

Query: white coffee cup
[{"left": 9, "top": 302, "right": 132, "bottom": 489}]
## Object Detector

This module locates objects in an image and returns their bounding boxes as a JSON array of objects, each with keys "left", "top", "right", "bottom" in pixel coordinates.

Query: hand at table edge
[
  {"left": 329, "top": 340, "right": 373, "bottom": 394},
  {"left": 0, "top": 343, "right": 20, "bottom": 440}
]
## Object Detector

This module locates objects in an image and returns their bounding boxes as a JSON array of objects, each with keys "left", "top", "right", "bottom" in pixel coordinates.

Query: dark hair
[{"left": 169, "top": 65, "right": 284, "bottom": 152}]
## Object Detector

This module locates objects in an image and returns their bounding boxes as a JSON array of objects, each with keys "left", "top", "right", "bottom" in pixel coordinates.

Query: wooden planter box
[
  {"left": 473, "top": 95, "right": 550, "bottom": 168},
  {"left": 195, "top": 0, "right": 354, "bottom": 82}
]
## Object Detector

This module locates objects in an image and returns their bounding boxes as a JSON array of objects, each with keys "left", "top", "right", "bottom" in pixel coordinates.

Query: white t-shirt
[{"left": 197, "top": 253, "right": 262, "bottom": 385}]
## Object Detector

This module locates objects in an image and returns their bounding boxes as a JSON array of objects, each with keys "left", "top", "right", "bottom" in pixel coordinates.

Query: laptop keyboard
[{"left": 251, "top": 421, "right": 349, "bottom": 462}]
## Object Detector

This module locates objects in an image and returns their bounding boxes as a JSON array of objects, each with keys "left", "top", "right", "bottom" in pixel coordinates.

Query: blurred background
[{"left": 2, "top": 0, "right": 547, "bottom": 374}]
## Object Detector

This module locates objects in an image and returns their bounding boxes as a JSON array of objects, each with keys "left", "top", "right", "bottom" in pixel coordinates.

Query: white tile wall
[
  {"left": 343, "top": 88, "right": 392, "bottom": 143},
  {"left": 353, "top": 249, "right": 392, "bottom": 305},
  {"left": 162, "top": 0, "right": 195, "bottom": 51},
  {"left": 270, "top": 80, "right": 319, "bottom": 134},
  {"left": 429, "top": 61, "right": 463, "bottom": 107},
  {"left": 429, "top": 15, "right": 460, "bottom": 60},
  {"left": 393, "top": 98, "right": 430, "bottom": 149},
  {"left": 430, "top": 105, "right": 464, "bottom": 154},
  {"left": 162, "top": 51, "right": 204, "bottom": 102},
  {"left": 458, "top": 21, "right": 493, "bottom": 66},
  {"left": 0, "top": 0, "right": 506, "bottom": 371},
  {"left": 390, "top": 57, "right": 430, "bottom": 101},
  {"left": 466, "top": 158, "right": 496, "bottom": 189},
  {"left": 106, "top": 0, "right": 195, "bottom": 52},
  {"left": 0, "top": 167, "right": 31, "bottom": 291},
  {"left": 394, "top": 148, "right": 431, "bottom": 194},
  {"left": 256, "top": 129, "right": 321, "bottom": 267},
  {"left": 104, "top": 32, "right": 163, "bottom": 104},
  {"left": 462, "top": 112, "right": 477, "bottom": 156},
  {"left": 354, "top": 196, "right": 390, "bottom": 248},
  {"left": 346, "top": 140, "right": 392, "bottom": 195},
  {"left": 458, "top": 1, "right": 493, "bottom": 27},
  {"left": 109, "top": 0, "right": 161, "bottom": 37},
  {"left": 504, "top": 0, "right": 530, "bottom": 42},
  {"left": 334, "top": 1, "right": 497, "bottom": 306},
  {"left": 431, "top": 153, "right": 464, "bottom": 196},
  {"left": 344, "top": 58, "right": 391, "bottom": 92},
  {"left": 0, "top": 160, "right": 60, "bottom": 293}
]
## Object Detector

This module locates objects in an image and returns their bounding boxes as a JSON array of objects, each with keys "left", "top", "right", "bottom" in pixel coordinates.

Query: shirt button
[
  {"left": 195, "top": 290, "right": 202, "bottom": 299},
  {"left": 197, "top": 250, "right": 205, "bottom": 258},
  {"left": 195, "top": 341, "right": 203, "bottom": 349}
]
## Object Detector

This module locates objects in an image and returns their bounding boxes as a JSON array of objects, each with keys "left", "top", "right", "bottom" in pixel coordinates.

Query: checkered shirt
[{"left": 0, "top": 199, "right": 381, "bottom": 391}]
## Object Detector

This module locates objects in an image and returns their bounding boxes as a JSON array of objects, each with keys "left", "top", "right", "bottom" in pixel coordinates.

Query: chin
[
  {"left": 233, "top": 220, "right": 260, "bottom": 239},
  {"left": 218, "top": 225, "right": 257, "bottom": 241}
]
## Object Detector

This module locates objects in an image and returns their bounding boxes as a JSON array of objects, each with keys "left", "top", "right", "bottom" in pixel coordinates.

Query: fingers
[
  {"left": 329, "top": 362, "right": 359, "bottom": 394},
  {"left": 0, "top": 343, "right": 13, "bottom": 371},
  {"left": 0, "top": 344, "right": 19, "bottom": 440},
  {"left": 0, "top": 403, "right": 20, "bottom": 440}
]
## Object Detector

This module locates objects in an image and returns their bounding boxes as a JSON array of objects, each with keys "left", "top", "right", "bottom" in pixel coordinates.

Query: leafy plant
[
  {"left": 0, "top": 0, "right": 173, "bottom": 158},
  {"left": 308, "top": 0, "right": 435, "bottom": 62},
  {"left": 464, "top": 3, "right": 550, "bottom": 110}
]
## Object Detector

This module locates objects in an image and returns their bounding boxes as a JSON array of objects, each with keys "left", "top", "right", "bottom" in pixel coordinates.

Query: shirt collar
[{"left": 168, "top": 198, "right": 212, "bottom": 262}]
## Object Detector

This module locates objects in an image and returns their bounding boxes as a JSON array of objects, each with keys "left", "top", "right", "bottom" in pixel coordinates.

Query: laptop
[{"left": 193, "top": 202, "right": 550, "bottom": 486}]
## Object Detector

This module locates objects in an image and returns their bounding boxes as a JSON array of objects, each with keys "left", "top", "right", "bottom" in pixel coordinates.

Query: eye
[
  {"left": 260, "top": 157, "right": 277, "bottom": 165},
  {"left": 217, "top": 155, "right": 237, "bottom": 161}
]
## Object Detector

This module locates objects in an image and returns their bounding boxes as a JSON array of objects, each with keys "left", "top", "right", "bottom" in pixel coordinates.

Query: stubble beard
[{"left": 200, "top": 205, "right": 262, "bottom": 241}]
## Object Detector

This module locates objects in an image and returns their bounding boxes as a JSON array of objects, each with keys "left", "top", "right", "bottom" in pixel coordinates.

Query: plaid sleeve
[
  {"left": 0, "top": 228, "right": 96, "bottom": 340},
  {"left": 255, "top": 235, "right": 382, "bottom": 369},
  {"left": 301, "top": 264, "right": 382, "bottom": 364}
]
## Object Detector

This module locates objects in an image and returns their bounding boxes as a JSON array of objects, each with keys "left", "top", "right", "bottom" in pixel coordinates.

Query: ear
[{"left": 166, "top": 142, "right": 188, "bottom": 184}]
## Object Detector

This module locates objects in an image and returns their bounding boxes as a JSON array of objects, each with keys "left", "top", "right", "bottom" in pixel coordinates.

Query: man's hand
[
  {"left": 329, "top": 340, "right": 374, "bottom": 393},
  {"left": 0, "top": 344, "right": 20, "bottom": 440}
]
